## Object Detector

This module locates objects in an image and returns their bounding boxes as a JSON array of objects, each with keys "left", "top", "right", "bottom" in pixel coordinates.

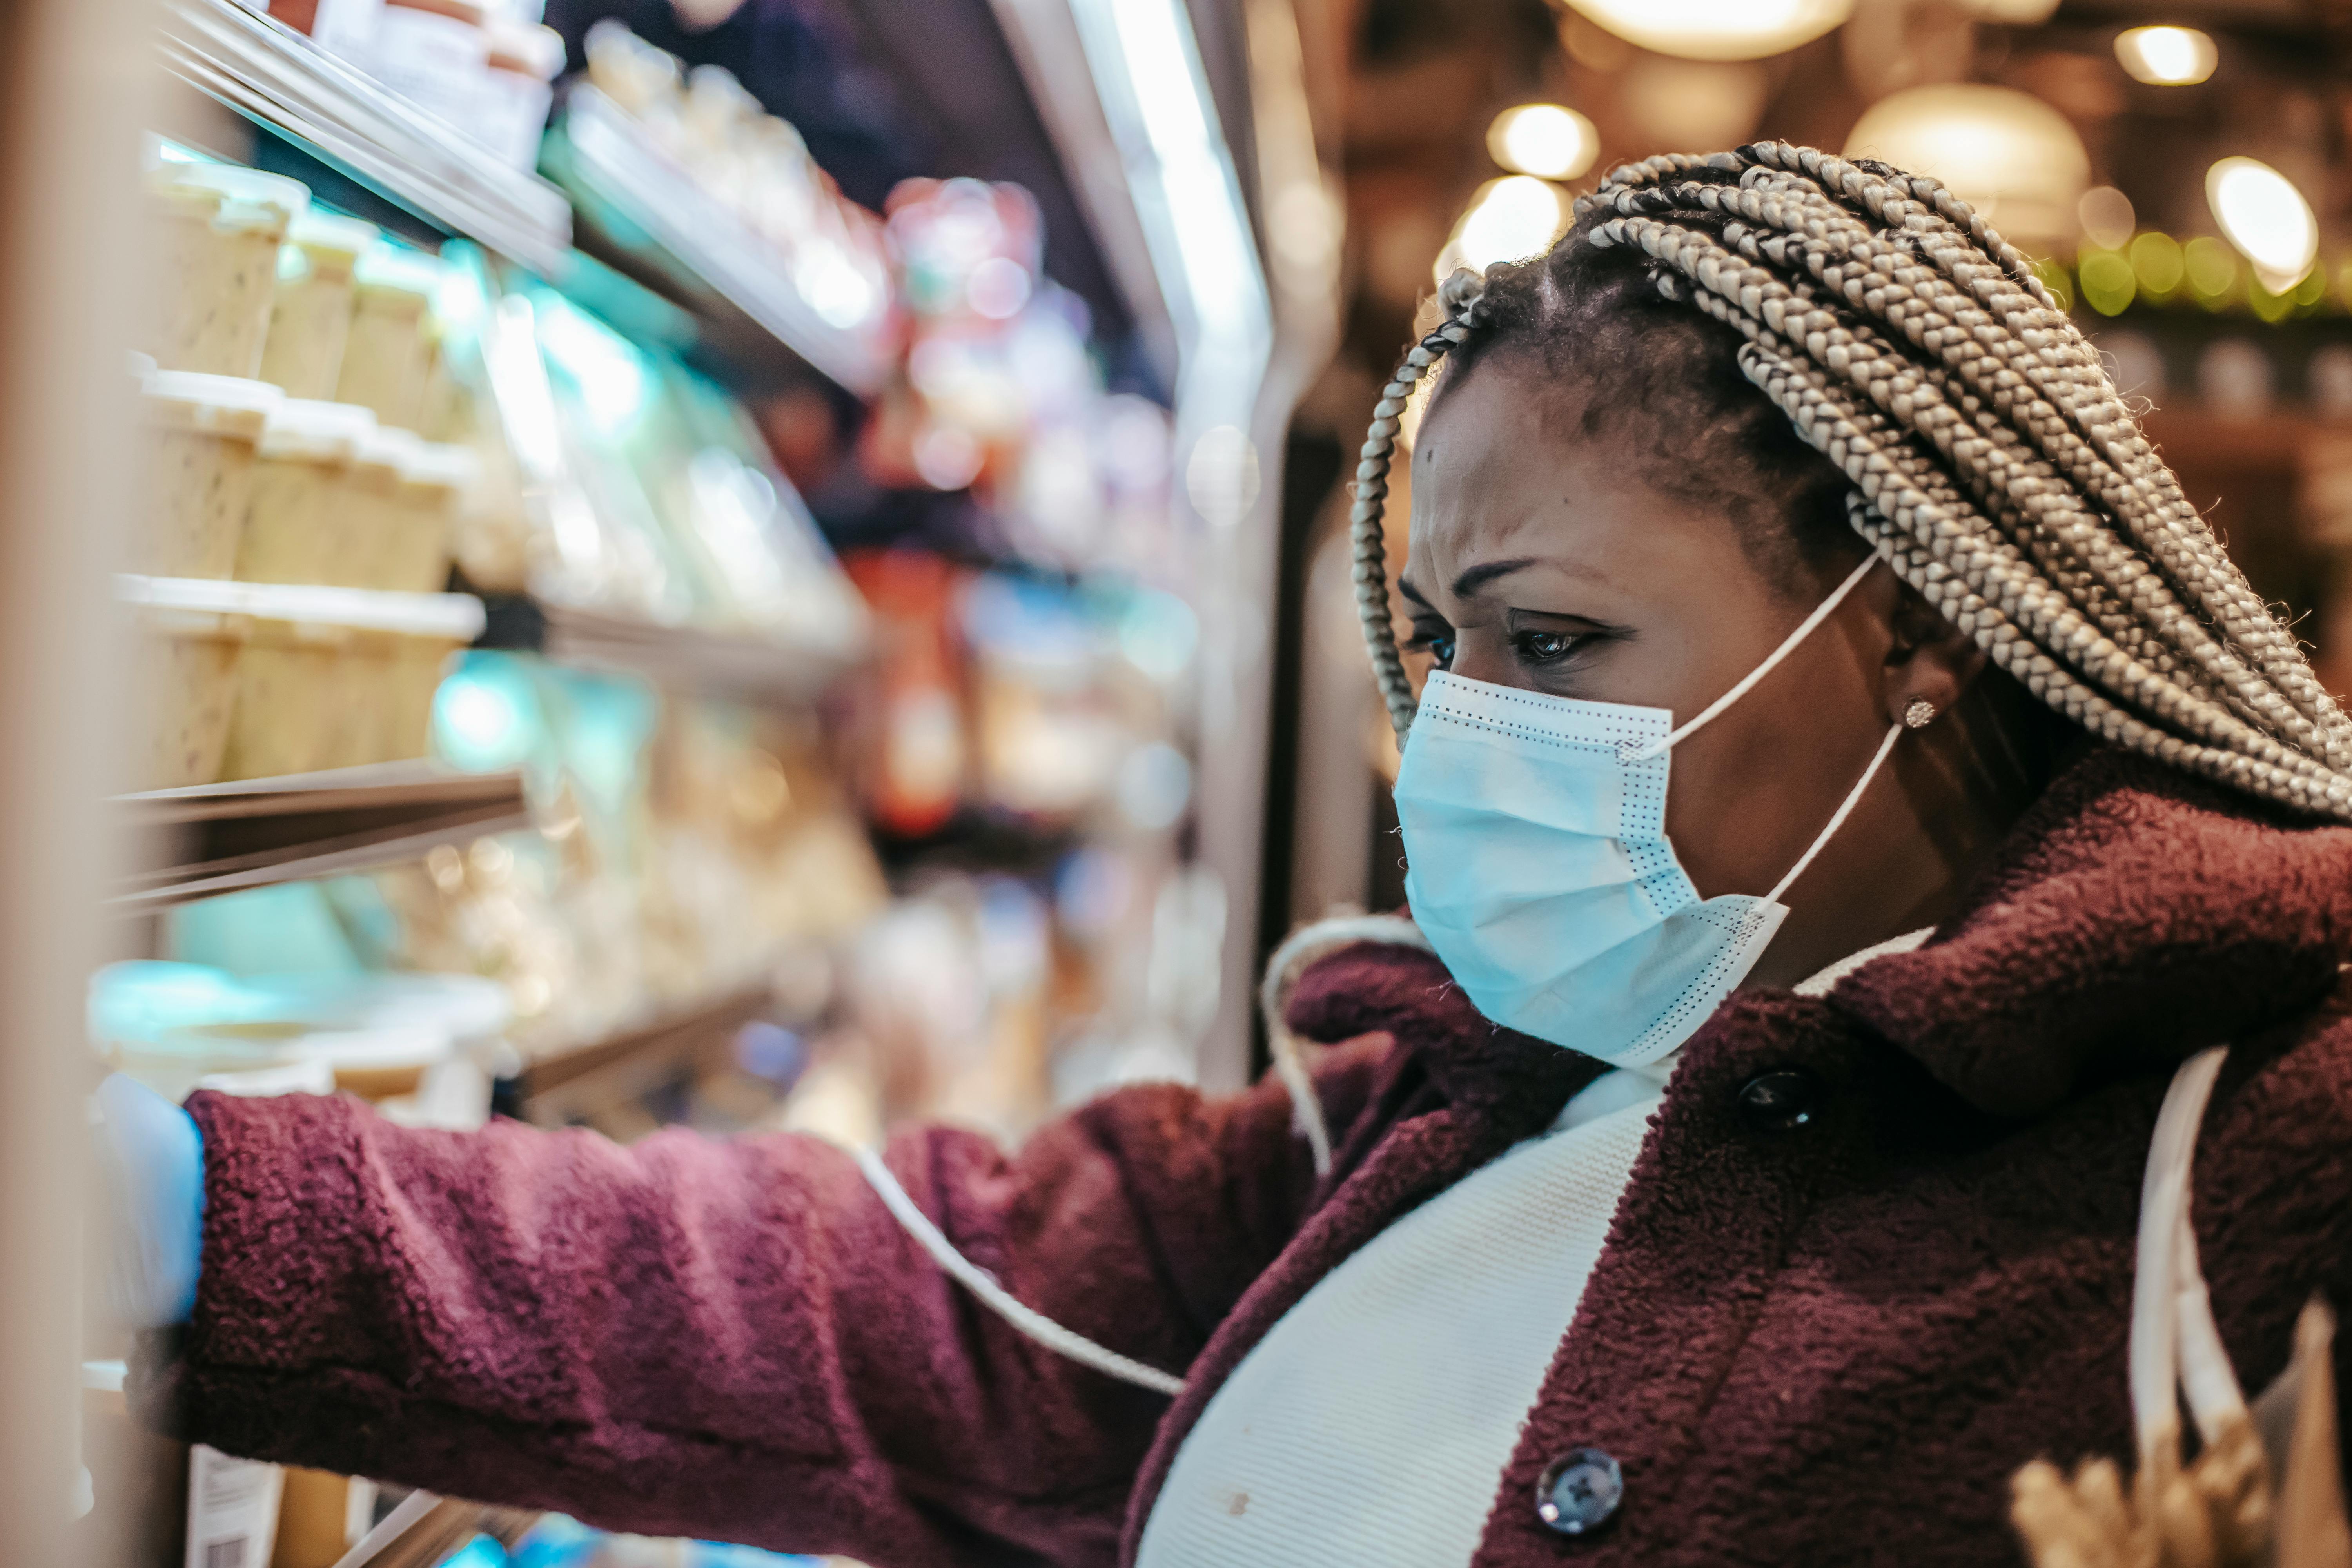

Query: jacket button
[
  {"left": 1737, "top": 1069, "right": 1822, "bottom": 1133},
  {"left": 1534, "top": 1447, "right": 1622, "bottom": 1536}
]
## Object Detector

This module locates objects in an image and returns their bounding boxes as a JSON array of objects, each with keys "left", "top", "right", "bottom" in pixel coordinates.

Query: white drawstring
[
  {"left": 855, "top": 1147, "right": 1187, "bottom": 1397},
  {"left": 1258, "top": 914, "right": 1434, "bottom": 1178},
  {"left": 1626, "top": 553, "right": 1883, "bottom": 764},
  {"left": 2128, "top": 1045, "right": 2244, "bottom": 1459},
  {"left": 1764, "top": 720, "right": 1906, "bottom": 905}
]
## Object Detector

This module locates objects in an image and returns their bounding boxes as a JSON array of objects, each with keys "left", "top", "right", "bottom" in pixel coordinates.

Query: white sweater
[{"left": 1134, "top": 929, "right": 1930, "bottom": 1568}]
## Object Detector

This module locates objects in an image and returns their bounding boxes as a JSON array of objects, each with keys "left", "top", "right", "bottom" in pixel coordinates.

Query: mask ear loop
[
  {"left": 1624, "top": 552, "right": 1884, "bottom": 766},
  {"left": 1764, "top": 719, "right": 1905, "bottom": 905}
]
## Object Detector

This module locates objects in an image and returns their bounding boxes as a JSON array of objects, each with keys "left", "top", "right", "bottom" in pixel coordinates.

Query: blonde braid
[{"left": 1350, "top": 143, "right": 2352, "bottom": 820}]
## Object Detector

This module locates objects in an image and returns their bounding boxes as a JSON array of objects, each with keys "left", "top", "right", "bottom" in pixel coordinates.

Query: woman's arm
[{"left": 128, "top": 1040, "right": 1393, "bottom": 1566}]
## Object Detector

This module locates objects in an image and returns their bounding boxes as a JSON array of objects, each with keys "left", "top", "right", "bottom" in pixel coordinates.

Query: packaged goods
[
  {"left": 143, "top": 161, "right": 309, "bottom": 378},
  {"left": 236, "top": 399, "right": 377, "bottom": 585},
  {"left": 372, "top": 0, "right": 492, "bottom": 136},
  {"left": 338, "top": 425, "right": 411, "bottom": 588},
  {"left": 127, "top": 601, "right": 249, "bottom": 790},
  {"left": 140, "top": 371, "right": 280, "bottom": 579},
  {"left": 335, "top": 246, "right": 442, "bottom": 428},
  {"left": 479, "top": 20, "right": 565, "bottom": 171},
  {"left": 119, "top": 577, "right": 485, "bottom": 782},
  {"left": 259, "top": 211, "right": 379, "bottom": 399},
  {"left": 383, "top": 439, "right": 476, "bottom": 592},
  {"left": 257, "top": 0, "right": 383, "bottom": 56},
  {"left": 224, "top": 612, "right": 352, "bottom": 778}
]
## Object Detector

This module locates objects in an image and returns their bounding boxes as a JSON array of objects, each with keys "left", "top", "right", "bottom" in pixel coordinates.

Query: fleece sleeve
[{"left": 128, "top": 1040, "right": 1394, "bottom": 1567}]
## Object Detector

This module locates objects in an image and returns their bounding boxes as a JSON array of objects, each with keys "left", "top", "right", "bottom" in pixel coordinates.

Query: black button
[
  {"left": 1737, "top": 1069, "right": 1822, "bottom": 1133},
  {"left": 1535, "top": 1447, "right": 1622, "bottom": 1536}
]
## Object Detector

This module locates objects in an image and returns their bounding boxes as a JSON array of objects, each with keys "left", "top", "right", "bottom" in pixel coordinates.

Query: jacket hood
[{"left": 1287, "top": 746, "right": 2352, "bottom": 1119}]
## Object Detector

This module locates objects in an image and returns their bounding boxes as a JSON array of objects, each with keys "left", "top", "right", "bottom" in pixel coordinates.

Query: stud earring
[{"left": 1903, "top": 698, "right": 1938, "bottom": 730}]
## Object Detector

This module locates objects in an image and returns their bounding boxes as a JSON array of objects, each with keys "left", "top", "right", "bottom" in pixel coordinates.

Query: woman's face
[{"left": 1401, "top": 357, "right": 1916, "bottom": 913}]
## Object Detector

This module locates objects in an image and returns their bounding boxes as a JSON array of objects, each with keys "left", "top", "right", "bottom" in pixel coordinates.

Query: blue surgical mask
[{"left": 1393, "top": 556, "right": 1899, "bottom": 1066}]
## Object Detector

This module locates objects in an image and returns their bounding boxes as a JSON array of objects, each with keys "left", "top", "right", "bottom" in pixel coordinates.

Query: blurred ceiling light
[
  {"left": 2113, "top": 25, "right": 2217, "bottom": 86},
  {"left": 1622, "top": 58, "right": 1770, "bottom": 154},
  {"left": 1844, "top": 83, "right": 2089, "bottom": 248},
  {"left": 1435, "top": 176, "right": 1568, "bottom": 282},
  {"left": 1488, "top": 104, "right": 1599, "bottom": 181},
  {"left": 2207, "top": 156, "right": 2318, "bottom": 292},
  {"left": 1961, "top": 0, "right": 2060, "bottom": 19},
  {"left": 2077, "top": 185, "right": 2136, "bottom": 250},
  {"left": 1559, "top": 0, "right": 1852, "bottom": 62}
]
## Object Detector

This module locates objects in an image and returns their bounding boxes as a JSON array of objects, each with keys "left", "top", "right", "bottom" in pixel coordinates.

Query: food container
[
  {"left": 383, "top": 439, "right": 477, "bottom": 593},
  {"left": 107, "top": 1019, "right": 445, "bottom": 1103},
  {"left": 223, "top": 613, "right": 353, "bottom": 779},
  {"left": 140, "top": 371, "right": 281, "bottom": 578},
  {"left": 334, "top": 425, "right": 411, "bottom": 589},
  {"left": 236, "top": 399, "right": 377, "bottom": 584},
  {"left": 477, "top": 20, "right": 565, "bottom": 170},
  {"left": 372, "top": 0, "right": 492, "bottom": 135},
  {"left": 120, "top": 578, "right": 485, "bottom": 781},
  {"left": 334, "top": 246, "right": 442, "bottom": 429},
  {"left": 125, "top": 599, "right": 249, "bottom": 790},
  {"left": 258, "top": 211, "right": 379, "bottom": 399},
  {"left": 143, "top": 161, "right": 309, "bottom": 377},
  {"left": 261, "top": 0, "right": 383, "bottom": 56}
]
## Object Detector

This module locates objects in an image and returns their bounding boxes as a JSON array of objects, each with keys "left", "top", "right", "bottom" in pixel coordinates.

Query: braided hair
[{"left": 1350, "top": 143, "right": 2352, "bottom": 821}]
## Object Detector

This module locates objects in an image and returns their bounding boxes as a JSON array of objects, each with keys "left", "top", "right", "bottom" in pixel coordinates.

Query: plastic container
[
  {"left": 263, "top": 0, "right": 383, "bottom": 55},
  {"left": 372, "top": 0, "right": 492, "bottom": 134},
  {"left": 140, "top": 371, "right": 281, "bottom": 578},
  {"left": 236, "top": 400, "right": 378, "bottom": 584},
  {"left": 224, "top": 613, "right": 352, "bottom": 779},
  {"left": 333, "top": 426, "right": 411, "bottom": 589},
  {"left": 143, "top": 161, "right": 309, "bottom": 377},
  {"left": 110, "top": 1020, "right": 446, "bottom": 1103},
  {"left": 477, "top": 20, "right": 565, "bottom": 170},
  {"left": 119, "top": 577, "right": 485, "bottom": 778},
  {"left": 259, "top": 211, "right": 379, "bottom": 399},
  {"left": 383, "top": 439, "right": 477, "bottom": 592},
  {"left": 334, "top": 246, "right": 442, "bottom": 429},
  {"left": 126, "top": 600, "right": 249, "bottom": 789}
]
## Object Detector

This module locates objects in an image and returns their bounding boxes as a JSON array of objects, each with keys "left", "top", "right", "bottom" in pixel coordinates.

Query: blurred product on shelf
[
  {"left": 121, "top": 577, "right": 484, "bottom": 787},
  {"left": 338, "top": 245, "right": 444, "bottom": 428},
  {"left": 864, "top": 177, "right": 1178, "bottom": 579},
  {"left": 137, "top": 370, "right": 279, "bottom": 579},
  {"left": 260, "top": 211, "right": 378, "bottom": 398},
  {"left": 577, "top": 22, "right": 897, "bottom": 349},
  {"left": 144, "top": 156, "right": 309, "bottom": 377},
  {"left": 238, "top": 399, "right": 379, "bottom": 583},
  {"left": 90, "top": 960, "right": 509, "bottom": 1125}
]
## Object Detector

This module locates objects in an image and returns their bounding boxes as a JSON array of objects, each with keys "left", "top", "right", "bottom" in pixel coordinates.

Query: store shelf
[
  {"left": 522, "top": 597, "right": 866, "bottom": 701},
  {"left": 158, "top": 0, "right": 572, "bottom": 274},
  {"left": 545, "top": 84, "right": 893, "bottom": 396},
  {"left": 515, "top": 982, "right": 773, "bottom": 1125},
  {"left": 114, "top": 760, "right": 532, "bottom": 911}
]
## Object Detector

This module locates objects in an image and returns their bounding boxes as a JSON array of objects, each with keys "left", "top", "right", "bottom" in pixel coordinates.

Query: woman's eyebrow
[
  {"left": 1451, "top": 557, "right": 1540, "bottom": 597},
  {"left": 1397, "top": 578, "right": 1432, "bottom": 607}
]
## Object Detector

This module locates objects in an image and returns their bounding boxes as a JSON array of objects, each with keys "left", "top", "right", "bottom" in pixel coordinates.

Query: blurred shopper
[{"left": 107, "top": 146, "right": 2352, "bottom": 1566}]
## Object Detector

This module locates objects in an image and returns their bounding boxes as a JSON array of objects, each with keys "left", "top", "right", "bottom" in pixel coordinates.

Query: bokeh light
[
  {"left": 1486, "top": 104, "right": 1598, "bottom": 181},
  {"left": 2114, "top": 26, "right": 2218, "bottom": 86},
  {"left": 2206, "top": 156, "right": 2318, "bottom": 293}
]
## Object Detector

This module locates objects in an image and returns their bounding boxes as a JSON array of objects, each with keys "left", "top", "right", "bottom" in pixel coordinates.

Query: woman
[{"left": 112, "top": 145, "right": 2352, "bottom": 1566}]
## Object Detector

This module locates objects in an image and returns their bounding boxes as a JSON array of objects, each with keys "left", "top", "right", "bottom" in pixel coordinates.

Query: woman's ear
[{"left": 1881, "top": 581, "right": 1986, "bottom": 726}]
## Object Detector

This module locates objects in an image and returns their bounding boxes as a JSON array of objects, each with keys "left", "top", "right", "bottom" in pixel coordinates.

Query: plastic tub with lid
[
  {"left": 91, "top": 962, "right": 502, "bottom": 1120},
  {"left": 139, "top": 370, "right": 281, "bottom": 578},
  {"left": 118, "top": 577, "right": 486, "bottom": 780},
  {"left": 381, "top": 439, "right": 477, "bottom": 593},
  {"left": 334, "top": 245, "right": 443, "bottom": 430},
  {"left": 374, "top": 0, "right": 492, "bottom": 145},
  {"left": 330, "top": 424, "right": 411, "bottom": 589},
  {"left": 143, "top": 160, "right": 310, "bottom": 377},
  {"left": 235, "top": 399, "right": 379, "bottom": 584},
  {"left": 477, "top": 20, "right": 566, "bottom": 169},
  {"left": 125, "top": 598, "right": 250, "bottom": 789},
  {"left": 259, "top": 211, "right": 379, "bottom": 399}
]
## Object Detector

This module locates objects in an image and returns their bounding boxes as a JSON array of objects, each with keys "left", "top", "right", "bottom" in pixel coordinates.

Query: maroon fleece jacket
[{"left": 133, "top": 747, "right": 2352, "bottom": 1566}]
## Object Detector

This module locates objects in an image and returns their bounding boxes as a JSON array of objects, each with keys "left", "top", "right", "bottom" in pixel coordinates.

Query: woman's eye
[
  {"left": 1409, "top": 629, "right": 1457, "bottom": 669},
  {"left": 1512, "top": 629, "right": 1586, "bottom": 666}
]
